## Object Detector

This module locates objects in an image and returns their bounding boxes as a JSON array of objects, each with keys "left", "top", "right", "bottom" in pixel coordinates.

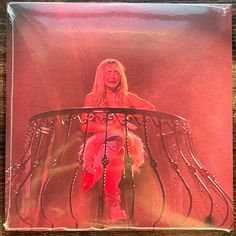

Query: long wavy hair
[{"left": 92, "top": 59, "right": 129, "bottom": 107}]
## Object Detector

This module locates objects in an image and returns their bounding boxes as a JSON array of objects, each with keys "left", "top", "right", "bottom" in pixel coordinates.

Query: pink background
[{"left": 7, "top": 3, "right": 232, "bottom": 196}]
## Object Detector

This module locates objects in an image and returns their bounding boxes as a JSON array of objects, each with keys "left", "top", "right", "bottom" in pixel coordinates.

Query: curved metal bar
[
  {"left": 76, "top": 113, "right": 95, "bottom": 124},
  {"left": 69, "top": 113, "right": 90, "bottom": 228},
  {"left": 128, "top": 114, "right": 145, "bottom": 126},
  {"left": 144, "top": 116, "right": 165, "bottom": 227},
  {"left": 38, "top": 132, "right": 55, "bottom": 228},
  {"left": 165, "top": 120, "right": 175, "bottom": 129},
  {"left": 99, "top": 112, "right": 110, "bottom": 221},
  {"left": 29, "top": 107, "right": 187, "bottom": 124},
  {"left": 112, "top": 112, "right": 126, "bottom": 125},
  {"left": 6, "top": 129, "right": 37, "bottom": 187},
  {"left": 161, "top": 135, "right": 193, "bottom": 226},
  {"left": 93, "top": 114, "right": 108, "bottom": 125},
  {"left": 14, "top": 107, "right": 231, "bottom": 228},
  {"left": 15, "top": 168, "right": 37, "bottom": 227},
  {"left": 15, "top": 130, "right": 44, "bottom": 227},
  {"left": 187, "top": 132, "right": 233, "bottom": 205},
  {"left": 184, "top": 132, "right": 231, "bottom": 227},
  {"left": 31, "top": 120, "right": 53, "bottom": 226},
  {"left": 201, "top": 182, "right": 229, "bottom": 227},
  {"left": 172, "top": 125, "right": 214, "bottom": 225},
  {"left": 189, "top": 133, "right": 233, "bottom": 206},
  {"left": 124, "top": 114, "right": 135, "bottom": 224},
  {"left": 69, "top": 168, "right": 80, "bottom": 228},
  {"left": 153, "top": 119, "right": 193, "bottom": 226},
  {"left": 39, "top": 115, "right": 73, "bottom": 228}
]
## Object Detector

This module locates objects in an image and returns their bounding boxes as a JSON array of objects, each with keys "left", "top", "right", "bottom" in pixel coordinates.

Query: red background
[{"left": 7, "top": 3, "right": 232, "bottom": 196}]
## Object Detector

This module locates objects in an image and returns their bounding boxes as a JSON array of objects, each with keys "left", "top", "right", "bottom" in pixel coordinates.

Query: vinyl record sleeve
[{"left": 5, "top": 2, "right": 233, "bottom": 231}]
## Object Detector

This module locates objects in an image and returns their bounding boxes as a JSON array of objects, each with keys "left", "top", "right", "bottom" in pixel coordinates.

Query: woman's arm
[{"left": 128, "top": 92, "right": 156, "bottom": 111}]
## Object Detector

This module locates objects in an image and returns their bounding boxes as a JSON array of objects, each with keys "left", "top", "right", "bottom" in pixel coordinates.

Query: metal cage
[{"left": 5, "top": 108, "right": 233, "bottom": 230}]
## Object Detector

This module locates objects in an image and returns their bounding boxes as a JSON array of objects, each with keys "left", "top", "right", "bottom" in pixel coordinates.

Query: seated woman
[{"left": 80, "top": 58, "right": 155, "bottom": 222}]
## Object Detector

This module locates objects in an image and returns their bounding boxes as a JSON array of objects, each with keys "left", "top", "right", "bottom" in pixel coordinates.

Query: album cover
[{"left": 5, "top": 3, "right": 233, "bottom": 231}]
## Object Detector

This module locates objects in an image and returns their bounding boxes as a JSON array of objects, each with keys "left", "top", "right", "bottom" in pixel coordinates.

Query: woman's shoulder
[
  {"left": 127, "top": 92, "right": 139, "bottom": 99},
  {"left": 85, "top": 92, "right": 97, "bottom": 101},
  {"left": 127, "top": 92, "right": 140, "bottom": 102},
  {"left": 84, "top": 92, "right": 95, "bottom": 106},
  {"left": 126, "top": 92, "right": 141, "bottom": 107},
  {"left": 86, "top": 92, "right": 94, "bottom": 98}
]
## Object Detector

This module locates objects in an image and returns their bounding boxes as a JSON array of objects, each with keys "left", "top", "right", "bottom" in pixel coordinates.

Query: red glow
[{"left": 6, "top": 3, "right": 232, "bottom": 229}]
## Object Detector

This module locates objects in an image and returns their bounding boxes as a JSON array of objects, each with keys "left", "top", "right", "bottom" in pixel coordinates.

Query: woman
[{"left": 80, "top": 58, "right": 155, "bottom": 221}]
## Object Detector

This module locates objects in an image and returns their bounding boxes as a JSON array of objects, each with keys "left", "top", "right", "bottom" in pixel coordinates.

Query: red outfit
[{"left": 80, "top": 131, "right": 144, "bottom": 221}]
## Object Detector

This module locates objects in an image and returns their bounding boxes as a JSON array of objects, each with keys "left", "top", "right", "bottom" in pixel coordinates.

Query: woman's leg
[
  {"left": 81, "top": 134, "right": 124, "bottom": 193},
  {"left": 81, "top": 133, "right": 127, "bottom": 220},
  {"left": 80, "top": 134, "right": 104, "bottom": 191},
  {"left": 104, "top": 139, "right": 127, "bottom": 221}
]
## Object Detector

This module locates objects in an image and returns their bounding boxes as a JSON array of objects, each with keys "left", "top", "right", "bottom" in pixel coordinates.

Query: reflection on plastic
[{"left": 5, "top": 2, "right": 232, "bottom": 232}]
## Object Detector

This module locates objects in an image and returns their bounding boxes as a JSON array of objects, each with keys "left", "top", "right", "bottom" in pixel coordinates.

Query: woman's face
[{"left": 103, "top": 63, "right": 121, "bottom": 91}]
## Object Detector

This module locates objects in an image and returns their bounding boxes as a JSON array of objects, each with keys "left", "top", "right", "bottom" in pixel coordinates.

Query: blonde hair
[{"left": 92, "top": 59, "right": 128, "bottom": 107}]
